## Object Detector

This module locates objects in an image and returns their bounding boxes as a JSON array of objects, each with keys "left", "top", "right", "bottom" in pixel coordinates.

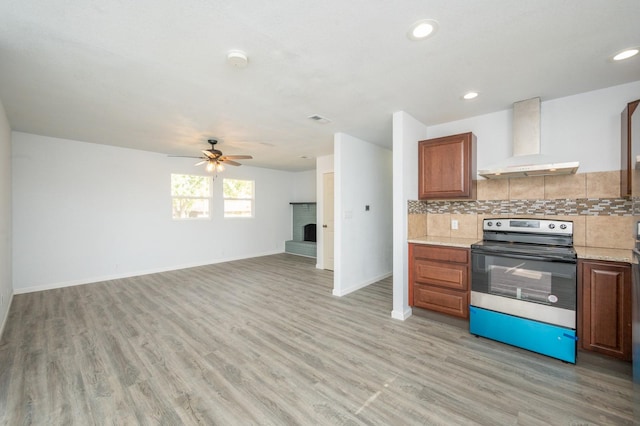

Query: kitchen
[{"left": 394, "top": 82, "right": 640, "bottom": 383}]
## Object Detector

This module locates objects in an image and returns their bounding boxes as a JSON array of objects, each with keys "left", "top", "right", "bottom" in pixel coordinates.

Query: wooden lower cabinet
[
  {"left": 409, "top": 244, "right": 469, "bottom": 319},
  {"left": 578, "top": 260, "right": 632, "bottom": 361}
]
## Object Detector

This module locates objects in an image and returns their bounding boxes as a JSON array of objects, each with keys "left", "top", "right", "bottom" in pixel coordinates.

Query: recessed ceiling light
[
  {"left": 613, "top": 48, "right": 639, "bottom": 61},
  {"left": 463, "top": 92, "right": 479, "bottom": 100},
  {"left": 407, "top": 19, "right": 439, "bottom": 41}
]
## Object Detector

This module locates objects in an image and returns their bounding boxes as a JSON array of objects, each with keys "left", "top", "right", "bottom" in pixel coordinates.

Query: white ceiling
[{"left": 1, "top": 1, "right": 639, "bottom": 171}]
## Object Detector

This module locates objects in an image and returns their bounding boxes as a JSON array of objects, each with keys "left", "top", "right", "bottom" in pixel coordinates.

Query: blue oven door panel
[{"left": 470, "top": 306, "right": 577, "bottom": 363}]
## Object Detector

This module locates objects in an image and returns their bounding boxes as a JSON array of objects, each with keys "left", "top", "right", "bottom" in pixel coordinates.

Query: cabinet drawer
[
  {"left": 414, "top": 259, "right": 468, "bottom": 290},
  {"left": 414, "top": 284, "right": 468, "bottom": 319},
  {"left": 413, "top": 245, "right": 468, "bottom": 264}
]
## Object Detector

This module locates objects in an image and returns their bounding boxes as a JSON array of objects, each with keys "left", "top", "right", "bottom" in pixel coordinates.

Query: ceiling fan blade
[
  {"left": 195, "top": 160, "right": 207, "bottom": 166},
  {"left": 222, "top": 155, "right": 253, "bottom": 160},
  {"left": 202, "top": 150, "right": 215, "bottom": 158},
  {"left": 221, "top": 159, "right": 242, "bottom": 166},
  {"left": 168, "top": 155, "right": 202, "bottom": 159}
]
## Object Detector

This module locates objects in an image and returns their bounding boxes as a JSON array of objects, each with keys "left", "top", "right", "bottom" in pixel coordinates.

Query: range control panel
[{"left": 483, "top": 218, "right": 573, "bottom": 236}]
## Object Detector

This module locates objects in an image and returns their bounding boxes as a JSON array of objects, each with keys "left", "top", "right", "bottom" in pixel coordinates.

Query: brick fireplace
[{"left": 285, "top": 202, "right": 317, "bottom": 257}]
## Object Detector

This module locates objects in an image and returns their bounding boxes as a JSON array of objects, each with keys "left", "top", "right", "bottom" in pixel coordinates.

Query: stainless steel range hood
[{"left": 478, "top": 97, "right": 579, "bottom": 179}]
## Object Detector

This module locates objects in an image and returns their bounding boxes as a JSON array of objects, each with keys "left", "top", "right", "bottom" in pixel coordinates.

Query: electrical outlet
[{"left": 451, "top": 219, "right": 459, "bottom": 230}]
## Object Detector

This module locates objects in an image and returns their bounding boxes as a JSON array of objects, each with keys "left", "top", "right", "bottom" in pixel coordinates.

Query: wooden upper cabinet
[
  {"left": 419, "top": 132, "right": 477, "bottom": 200},
  {"left": 620, "top": 99, "right": 639, "bottom": 198}
]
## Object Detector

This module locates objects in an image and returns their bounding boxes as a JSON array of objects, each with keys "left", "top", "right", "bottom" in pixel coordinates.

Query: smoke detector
[{"left": 227, "top": 50, "right": 248, "bottom": 68}]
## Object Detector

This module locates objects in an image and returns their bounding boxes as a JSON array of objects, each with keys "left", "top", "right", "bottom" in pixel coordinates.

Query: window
[
  {"left": 223, "top": 179, "right": 254, "bottom": 218},
  {"left": 171, "top": 174, "right": 212, "bottom": 219}
]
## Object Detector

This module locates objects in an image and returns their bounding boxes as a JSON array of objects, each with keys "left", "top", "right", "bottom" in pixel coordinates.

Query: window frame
[
  {"left": 223, "top": 178, "right": 255, "bottom": 218},
  {"left": 170, "top": 173, "right": 213, "bottom": 220}
]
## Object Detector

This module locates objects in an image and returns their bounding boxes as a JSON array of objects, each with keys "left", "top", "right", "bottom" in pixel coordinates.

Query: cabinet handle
[{"left": 322, "top": 224, "right": 328, "bottom": 228}]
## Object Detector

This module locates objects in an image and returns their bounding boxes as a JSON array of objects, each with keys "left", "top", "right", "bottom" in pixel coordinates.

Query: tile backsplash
[{"left": 408, "top": 171, "right": 638, "bottom": 250}]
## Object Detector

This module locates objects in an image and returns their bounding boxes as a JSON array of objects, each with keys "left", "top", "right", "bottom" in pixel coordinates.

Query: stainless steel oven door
[{"left": 471, "top": 250, "right": 577, "bottom": 328}]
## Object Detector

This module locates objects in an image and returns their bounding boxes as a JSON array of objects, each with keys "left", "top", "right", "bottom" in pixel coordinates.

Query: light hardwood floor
[{"left": 0, "top": 253, "right": 637, "bottom": 425}]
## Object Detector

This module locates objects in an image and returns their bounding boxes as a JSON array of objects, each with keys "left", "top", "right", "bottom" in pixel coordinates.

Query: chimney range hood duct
[{"left": 478, "top": 97, "right": 579, "bottom": 179}]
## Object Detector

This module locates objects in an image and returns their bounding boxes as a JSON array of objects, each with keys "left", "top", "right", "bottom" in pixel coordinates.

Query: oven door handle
[{"left": 471, "top": 249, "right": 576, "bottom": 264}]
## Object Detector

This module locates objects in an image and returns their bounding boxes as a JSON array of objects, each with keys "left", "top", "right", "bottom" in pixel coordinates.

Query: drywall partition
[
  {"left": 0, "top": 99, "right": 12, "bottom": 336},
  {"left": 315, "top": 154, "right": 334, "bottom": 270},
  {"left": 334, "top": 133, "right": 392, "bottom": 297},
  {"left": 12, "top": 132, "right": 293, "bottom": 293},
  {"left": 391, "top": 111, "right": 426, "bottom": 320}
]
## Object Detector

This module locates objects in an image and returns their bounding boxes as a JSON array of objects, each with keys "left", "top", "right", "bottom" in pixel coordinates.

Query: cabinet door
[
  {"left": 418, "top": 132, "right": 476, "bottom": 199},
  {"left": 620, "top": 99, "right": 639, "bottom": 198},
  {"left": 578, "top": 260, "right": 632, "bottom": 360}
]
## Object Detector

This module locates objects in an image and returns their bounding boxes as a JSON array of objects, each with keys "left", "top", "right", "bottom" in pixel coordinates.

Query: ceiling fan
[{"left": 173, "top": 139, "right": 253, "bottom": 172}]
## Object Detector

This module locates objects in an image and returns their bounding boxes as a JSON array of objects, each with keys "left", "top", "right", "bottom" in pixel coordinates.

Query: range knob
[
  {"left": 560, "top": 224, "right": 567, "bottom": 230},
  {"left": 487, "top": 221, "right": 493, "bottom": 227},
  {"left": 496, "top": 221, "right": 502, "bottom": 227},
  {"left": 548, "top": 223, "right": 556, "bottom": 229}
]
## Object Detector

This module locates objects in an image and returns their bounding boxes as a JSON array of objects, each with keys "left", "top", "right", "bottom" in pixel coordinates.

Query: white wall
[
  {"left": 334, "top": 133, "right": 392, "bottom": 296},
  {"left": 12, "top": 132, "right": 295, "bottom": 293},
  {"left": 0, "top": 99, "right": 12, "bottom": 336},
  {"left": 391, "top": 111, "right": 426, "bottom": 320},
  {"left": 427, "top": 81, "right": 640, "bottom": 174},
  {"left": 290, "top": 170, "right": 316, "bottom": 202}
]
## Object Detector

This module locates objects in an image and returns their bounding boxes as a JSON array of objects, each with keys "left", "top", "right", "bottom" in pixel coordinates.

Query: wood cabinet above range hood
[{"left": 478, "top": 97, "right": 579, "bottom": 179}]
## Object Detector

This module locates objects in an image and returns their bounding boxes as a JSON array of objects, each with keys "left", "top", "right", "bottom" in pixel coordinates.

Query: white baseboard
[
  {"left": 13, "top": 249, "right": 284, "bottom": 294},
  {"left": 391, "top": 307, "right": 412, "bottom": 321},
  {"left": 332, "top": 271, "right": 392, "bottom": 297},
  {"left": 0, "top": 292, "right": 14, "bottom": 339},
  {"left": 284, "top": 252, "right": 317, "bottom": 259}
]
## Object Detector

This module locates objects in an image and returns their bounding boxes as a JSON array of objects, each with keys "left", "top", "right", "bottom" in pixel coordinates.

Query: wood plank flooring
[{"left": 0, "top": 253, "right": 637, "bottom": 425}]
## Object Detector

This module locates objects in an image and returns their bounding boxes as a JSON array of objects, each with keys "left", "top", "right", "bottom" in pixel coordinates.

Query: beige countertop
[
  {"left": 407, "top": 236, "right": 480, "bottom": 249},
  {"left": 408, "top": 236, "right": 636, "bottom": 263},
  {"left": 574, "top": 246, "right": 635, "bottom": 264}
]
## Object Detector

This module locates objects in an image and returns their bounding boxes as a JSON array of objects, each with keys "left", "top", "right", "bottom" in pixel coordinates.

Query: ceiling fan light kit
[
  {"left": 169, "top": 139, "right": 252, "bottom": 174},
  {"left": 200, "top": 139, "right": 252, "bottom": 174}
]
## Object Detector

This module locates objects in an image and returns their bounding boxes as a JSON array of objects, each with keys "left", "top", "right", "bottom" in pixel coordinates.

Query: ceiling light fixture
[
  {"left": 407, "top": 19, "right": 439, "bottom": 41},
  {"left": 227, "top": 50, "right": 249, "bottom": 68},
  {"left": 612, "top": 48, "right": 639, "bottom": 61},
  {"left": 463, "top": 91, "right": 479, "bottom": 100}
]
